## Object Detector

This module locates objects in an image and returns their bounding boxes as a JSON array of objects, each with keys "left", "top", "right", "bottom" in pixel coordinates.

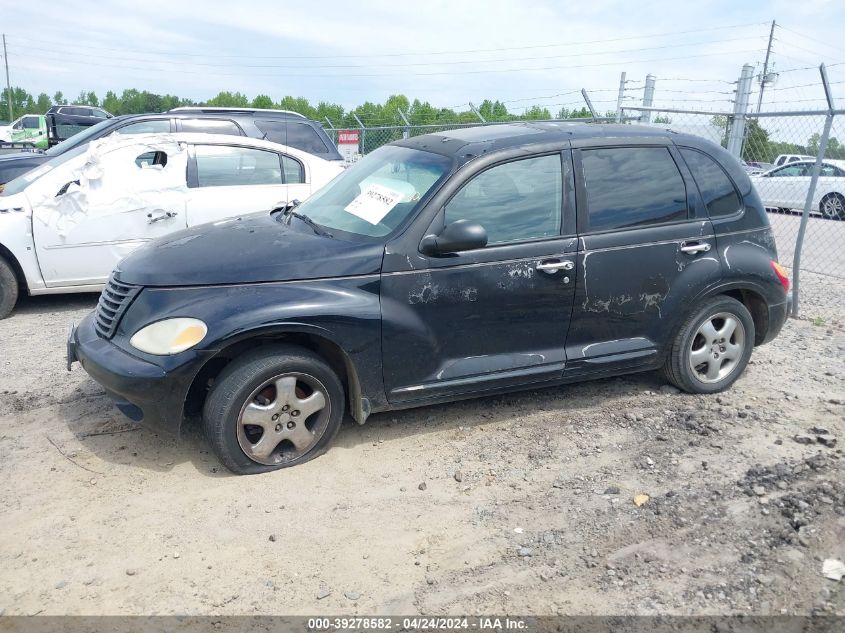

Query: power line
[
  {"left": 7, "top": 21, "right": 768, "bottom": 60},
  {"left": 776, "top": 24, "right": 845, "bottom": 57}
]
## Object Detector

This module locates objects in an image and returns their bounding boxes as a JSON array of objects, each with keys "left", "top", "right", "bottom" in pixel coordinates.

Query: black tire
[
  {"left": 0, "top": 256, "right": 19, "bottom": 319},
  {"left": 819, "top": 193, "right": 845, "bottom": 220},
  {"left": 203, "top": 344, "right": 345, "bottom": 475},
  {"left": 663, "top": 296, "right": 755, "bottom": 394}
]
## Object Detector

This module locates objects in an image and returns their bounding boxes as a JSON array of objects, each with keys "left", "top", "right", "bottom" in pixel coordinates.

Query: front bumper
[{"left": 69, "top": 312, "right": 210, "bottom": 436}]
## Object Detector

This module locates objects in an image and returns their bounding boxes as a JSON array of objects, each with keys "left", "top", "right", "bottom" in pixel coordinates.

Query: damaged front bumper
[{"left": 69, "top": 312, "right": 210, "bottom": 436}]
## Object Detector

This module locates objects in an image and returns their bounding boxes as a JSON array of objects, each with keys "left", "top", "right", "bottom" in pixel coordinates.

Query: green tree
[
  {"left": 207, "top": 91, "right": 250, "bottom": 107},
  {"left": 654, "top": 114, "right": 672, "bottom": 124},
  {"left": 53, "top": 91, "right": 67, "bottom": 106},
  {"left": 35, "top": 93, "right": 51, "bottom": 114},
  {"left": 742, "top": 120, "right": 771, "bottom": 162},
  {"left": 251, "top": 94, "right": 274, "bottom": 109}
]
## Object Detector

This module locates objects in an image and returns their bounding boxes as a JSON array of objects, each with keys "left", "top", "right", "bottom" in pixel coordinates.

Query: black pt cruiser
[{"left": 69, "top": 123, "right": 791, "bottom": 474}]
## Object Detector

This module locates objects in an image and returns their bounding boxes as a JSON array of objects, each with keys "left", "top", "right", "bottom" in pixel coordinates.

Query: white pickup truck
[{"left": 0, "top": 133, "right": 343, "bottom": 317}]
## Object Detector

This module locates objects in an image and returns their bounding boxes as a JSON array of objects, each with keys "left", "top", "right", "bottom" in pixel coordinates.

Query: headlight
[{"left": 129, "top": 318, "right": 207, "bottom": 355}]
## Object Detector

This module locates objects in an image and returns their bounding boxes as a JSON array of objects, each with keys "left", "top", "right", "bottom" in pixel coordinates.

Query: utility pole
[
  {"left": 398, "top": 108, "right": 411, "bottom": 139},
  {"left": 615, "top": 72, "right": 627, "bottom": 123},
  {"left": 726, "top": 64, "right": 755, "bottom": 158},
  {"left": 756, "top": 20, "right": 776, "bottom": 113},
  {"left": 580, "top": 89, "right": 598, "bottom": 119},
  {"left": 640, "top": 74, "right": 656, "bottom": 123},
  {"left": 468, "top": 102, "right": 486, "bottom": 124},
  {"left": 2, "top": 35, "right": 12, "bottom": 123}
]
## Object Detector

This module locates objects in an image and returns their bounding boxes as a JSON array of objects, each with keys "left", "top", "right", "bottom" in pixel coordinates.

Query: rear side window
[
  {"left": 195, "top": 145, "right": 282, "bottom": 187},
  {"left": 255, "top": 120, "right": 330, "bottom": 155},
  {"left": 115, "top": 120, "right": 171, "bottom": 135},
  {"left": 581, "top": 147, "right": 687, "bottom": 231},
  {"left": 281, "top": 155, "right": 304, "bottom": 184},
  {"left": 181, "top": 119, "right": 243, "bottom": 136},
  {"left": 680, "top": 148, "right": 741, "bottom": 217}
]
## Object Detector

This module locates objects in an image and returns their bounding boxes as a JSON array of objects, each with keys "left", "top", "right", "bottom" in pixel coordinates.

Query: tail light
[{"left": 770, "top": 261, "right": 790, "bottom": 292}]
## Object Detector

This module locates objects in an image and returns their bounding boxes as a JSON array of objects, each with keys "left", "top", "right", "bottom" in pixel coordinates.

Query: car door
[
  {"left": 755, "top": 163, "right": 808, "bottom": 209},
  {"left": 380, "top": 151, "right": 578, "bottom": 403},
  {"left": 564, "top": 141, "right": 721, "bottom": 379},
  {"left": 31, "top": 141, "right": 188, "bottom": 287},
  {"left": 185, "top": 144, "right": 302, "bottom": 226}
]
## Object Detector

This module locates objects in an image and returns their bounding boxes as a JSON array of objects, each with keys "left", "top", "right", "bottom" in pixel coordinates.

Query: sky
[{"left": 1, "top": 0, "right": 844, "bottom": 117}]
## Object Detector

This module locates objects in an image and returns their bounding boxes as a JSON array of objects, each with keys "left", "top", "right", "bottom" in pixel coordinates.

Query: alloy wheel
[
  {"left": 688, "top": 312, "right": 746, "bottom": 384},
  {"left": 236, "top": 372, "right": 331, "bottom": 465}
]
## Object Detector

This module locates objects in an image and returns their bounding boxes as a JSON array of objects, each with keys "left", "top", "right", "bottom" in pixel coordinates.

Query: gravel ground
[{"left": 0, "top": 271, "right": 842, "bottom": 616}]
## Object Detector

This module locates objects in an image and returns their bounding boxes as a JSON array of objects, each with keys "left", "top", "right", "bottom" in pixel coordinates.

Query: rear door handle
[
  {"left": 536, "top": 259, "right": 575, "bottom": 273},
  {"left": 680, "top": 241, "right": 711, "bottom": 254}
]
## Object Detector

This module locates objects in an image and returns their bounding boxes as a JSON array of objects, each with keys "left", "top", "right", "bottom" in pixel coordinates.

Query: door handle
[
  {"left": 147, "top": 211, "right": 178, "bottom": 224},
  {"left": 536, "top": 259, "right": 575, "bottom": 273},
  {"left": 680, "top": 241, "right": 711, "bottom": 254}
]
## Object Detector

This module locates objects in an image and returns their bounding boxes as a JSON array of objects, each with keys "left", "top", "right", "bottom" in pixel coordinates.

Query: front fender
[
  {"left": 0, "top": 202, "right": 42, "bottom": 292},
  {"left": 115, "top": 276, "right": 386, "bottom": 411}
]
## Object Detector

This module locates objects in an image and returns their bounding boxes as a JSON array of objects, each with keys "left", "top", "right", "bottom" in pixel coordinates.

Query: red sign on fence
[{"left": 337, "top": 130, "right": 360, "bottom": 144}]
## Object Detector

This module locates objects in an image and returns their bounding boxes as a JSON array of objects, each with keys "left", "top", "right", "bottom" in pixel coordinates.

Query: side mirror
[{"left": 421, "top": 219, "right": 488, "bottom": 255}]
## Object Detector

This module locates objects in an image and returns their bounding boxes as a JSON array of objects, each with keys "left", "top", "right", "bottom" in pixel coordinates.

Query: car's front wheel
[
  {"left": 203, "top": 345, "right": 345, "bottom": 474},
  {"left": 0, "top": 256, "right": 19, "bottom": 319},
  {"left": 664, "top": 296, "right": 755, "bottom": 394}
]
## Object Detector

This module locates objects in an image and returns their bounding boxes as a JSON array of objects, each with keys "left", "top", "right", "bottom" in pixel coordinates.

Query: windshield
[
  {"left": 44, "top": 118, "right": 118, "bottom": 156},
  {"left": 295, "top": 145, "right": 452, "bottom": 238},
  {"left": 1, "top": 143, "right": 89, "bottom": 196}
]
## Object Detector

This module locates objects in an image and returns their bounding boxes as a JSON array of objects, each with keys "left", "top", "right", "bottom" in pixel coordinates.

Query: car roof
[
  {"left": 395, "top": 122, "right": 694, "bottom": 159},
  {"left": 91, "top": 131, "right": 326, "bottom": 162},
  {"left": 168, "top": 107, "right": 307, "bottom": 119},
  {"left": 784, "top": 158, "right": 845, "bottom": 169}
]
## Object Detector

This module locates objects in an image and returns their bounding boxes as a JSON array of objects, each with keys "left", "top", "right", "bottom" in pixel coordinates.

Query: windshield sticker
[{"left": 344, "top": 183, "right": 404, "bottom": 225}]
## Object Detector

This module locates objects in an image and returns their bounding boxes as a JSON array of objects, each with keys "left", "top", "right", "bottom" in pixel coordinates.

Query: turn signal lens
[
  {"left": 770, "top": 261, "right": 790, "bottom": 292},
  {"left": 129, "top": 318, "right": 207, "bottom": 355}
]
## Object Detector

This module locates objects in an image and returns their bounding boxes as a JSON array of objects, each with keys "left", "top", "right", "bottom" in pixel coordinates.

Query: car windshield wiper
[{"left": 282, "top": 207, "right": 333, "bottom": 238}]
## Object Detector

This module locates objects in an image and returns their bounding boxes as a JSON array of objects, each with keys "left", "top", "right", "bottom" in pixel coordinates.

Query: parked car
[
  {"left": 750, "top": 159, "right": 845, "bottom": 220},
  {"left": 46, "top": 105, "right": 112, "bottom": 127},
  {"left": 0, "top": 114, "right": 49, "bottom": 148},
  {"left": 67, "top": 123, "right": 790, "bottom": 474},
  {"left": 0, "top": 133, "right": 343, "bottom": 317},
  {"left": 773, "top": 153, "right": 814, "bottom": 167},
  {"left": 0, "top": 108, "right": 342, "bottom": 186}
]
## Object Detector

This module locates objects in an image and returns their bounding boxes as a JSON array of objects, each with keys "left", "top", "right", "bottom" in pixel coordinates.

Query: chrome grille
[{"left": 94, "top": 277, "right": 141, "bottom": 339}]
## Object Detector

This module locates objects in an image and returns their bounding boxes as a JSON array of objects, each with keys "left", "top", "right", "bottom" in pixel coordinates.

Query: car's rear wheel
[
  {"left": 820, "top": 193, "right": 845, "bottom": 220},
  {"left": 0, "top": 256, "right": 19, "bottom": 319},
  {"left": 203, "top": 345, "right": 345, "bottom": 474},
  {"left": 664, "top": 296, "right": 755, "bottom": 394}
]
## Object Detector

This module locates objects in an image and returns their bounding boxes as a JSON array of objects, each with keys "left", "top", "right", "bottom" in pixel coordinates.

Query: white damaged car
[{"left": 0, "top": 133, "right": 343, "bottom": 317}]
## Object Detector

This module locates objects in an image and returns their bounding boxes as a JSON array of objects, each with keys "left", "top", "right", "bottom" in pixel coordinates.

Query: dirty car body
[{"left": 70, "top": 123, "right": 790, "bottom": 474}]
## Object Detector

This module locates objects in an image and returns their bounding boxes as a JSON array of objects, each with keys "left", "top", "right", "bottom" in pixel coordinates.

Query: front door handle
[
  {"left": 536, "top": 259, "right": 575, "bottom": 273},
  {"left": 147, "top": 211, "right": 178, "bottom": 224},
  {"left": 680, "top": 241, "right": 711, "bottom": 254}
]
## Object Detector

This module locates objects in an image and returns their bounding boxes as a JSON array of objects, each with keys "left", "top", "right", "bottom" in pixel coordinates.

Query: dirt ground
[{"left": 0, "top": 271, "right": 843, "bottom": 617}]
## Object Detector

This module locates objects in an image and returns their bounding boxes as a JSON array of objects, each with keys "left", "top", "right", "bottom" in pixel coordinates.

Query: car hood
[{"left": 115, "top": 213, "right": 385, "bottom": 287}]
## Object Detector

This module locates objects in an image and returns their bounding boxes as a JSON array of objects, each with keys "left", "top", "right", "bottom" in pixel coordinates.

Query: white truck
[{"left": 0, "top": 132, "right": 343, "bottom": 317}]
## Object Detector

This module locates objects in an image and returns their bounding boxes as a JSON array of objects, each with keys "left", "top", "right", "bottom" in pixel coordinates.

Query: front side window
[
  {"left": 195, "top": 145, "right": 282, "bottom": 187},
  {"left": 115, "top": 120, "right": 171, "bottom": 135},
  {"left": 181, "top": 119, "right": 243, "bottom": 136},
  {"left": 680, "top": 148, "right": 741, "bottom": 217},
  {"left": 255, "top": 120, "right": 331, "bottom": 155},
  {"left": 445, "top": 154, "right": 562, "bottom": 244},
  {"left": 581, "top": 146, "right": 688, "bottom": 231},
  {"left": 768, "top": 164, "right": 808, "bottom": 177}
]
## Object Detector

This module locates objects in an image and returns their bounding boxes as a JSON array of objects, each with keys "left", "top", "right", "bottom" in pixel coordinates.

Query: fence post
[
  {"left": 639, "top": 74, "right": 656, "bottom": 122},
  {"left": 615, "top": 72, "right": 627, "bottom": 123},
  {"left": 468, "top": 102, "right": 486, "bottom": 124},
  {"left": 398, "top": 108, "right": 411, "bottom": 139},
  {"left": 352, "top": 113, "right": 366, "bottom": 155},
  {"left": 726, "top": 64, "right": 754, "bottom": 158},
  {"left": 791, "top": 64, "right": 835, "bottom": 317}
]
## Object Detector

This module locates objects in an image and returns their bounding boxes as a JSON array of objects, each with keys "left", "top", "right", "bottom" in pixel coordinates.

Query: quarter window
[
  {"left": 445, "top": 154, "right": 562, "bottom": 244},
  {"left": 254, "top": 120, "right": 330, "bottom": 155},
  {"left": 195, "top": 145, "right": 283, "bottom": 187},
  {"left": 581, "top": 147, "right": 688, "bottom": 231},
  {"left": 680, "top": 148, "right": 741, "bottom": 216},
  {"left": 281, "top": 155, "right": 304, "bottom": 184}
]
